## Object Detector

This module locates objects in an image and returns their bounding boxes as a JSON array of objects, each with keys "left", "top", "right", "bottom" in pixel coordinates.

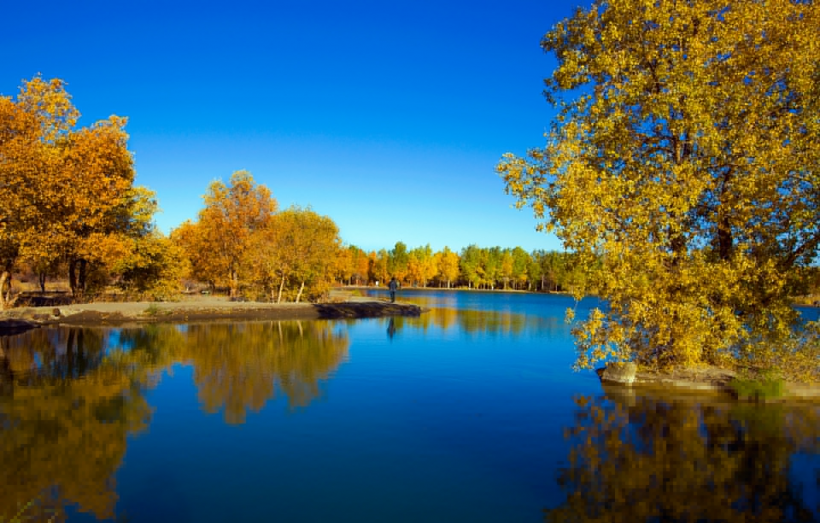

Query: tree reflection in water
[
  {"left": 1, "top": 328, "right": 154, "bottom": 522},
  {"left": 546, "top": 388, "right": 820, "bottom": 523},
  {"left": 175, "top": 321, "right": 349, "bottom": 423},
  {"left": 388, "top": 305, "right": 567, "bottom": 338},
  {"left": 0, "top": 320, "right": 349, "bottom": 520}
]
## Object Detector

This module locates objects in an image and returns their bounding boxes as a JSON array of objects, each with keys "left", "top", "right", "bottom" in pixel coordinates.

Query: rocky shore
[{"left": 597, "top": 361, "right": 820, "bottom": 403}]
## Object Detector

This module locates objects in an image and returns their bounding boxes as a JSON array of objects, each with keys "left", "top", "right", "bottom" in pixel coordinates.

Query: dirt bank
[{"left": 0, "top": 293, "right": 423, "bottom": 332}]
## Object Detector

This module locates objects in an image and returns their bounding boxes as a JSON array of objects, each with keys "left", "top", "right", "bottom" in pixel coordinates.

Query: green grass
[
  {"left": 143, "top": 303, "right": 161, "bottom": 316},
  {"left": 730, "top": 370, "right": 785, "bottom": 401}
]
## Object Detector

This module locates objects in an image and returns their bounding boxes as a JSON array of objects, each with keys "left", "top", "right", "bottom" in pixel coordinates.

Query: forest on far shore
[{"left": 1, "top": 77, "right": 609, "bottom": 307}]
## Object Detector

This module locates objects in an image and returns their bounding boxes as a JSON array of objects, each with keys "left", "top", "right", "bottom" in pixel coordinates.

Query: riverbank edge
[
  {"left": 0, "top": 297, "right": 424, "bottom": 332},
  {"left": 597, "top": 365, "right": 820, "bottom": 403}
]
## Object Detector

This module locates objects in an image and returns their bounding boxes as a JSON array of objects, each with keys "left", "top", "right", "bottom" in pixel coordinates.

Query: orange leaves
[
  {"left": 174, "top": 171, "right": 278, "bottom": 297},
  {"left": 174, "top": 179, "right": 343, "bottom": 303},
  {"left": 0, "top": 76, "right": 149, "bottom": 300}
]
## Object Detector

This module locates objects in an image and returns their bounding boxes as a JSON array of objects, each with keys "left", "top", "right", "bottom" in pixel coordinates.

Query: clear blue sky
[{"left": 2, "top": 0, "right": 582, "bottom": 253}]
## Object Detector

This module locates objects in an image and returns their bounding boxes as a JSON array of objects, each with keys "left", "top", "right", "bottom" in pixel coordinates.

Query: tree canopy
[
  {"left": 498, "top": 0, "right": 820, "bottom": 376},
  {"left": 0, "top": 76, "right": 172, "bottom": 304}
]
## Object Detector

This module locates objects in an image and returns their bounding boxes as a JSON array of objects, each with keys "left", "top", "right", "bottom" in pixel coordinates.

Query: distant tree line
[{"left": 334, "top": 242, "right": 598, "bottom": 294}]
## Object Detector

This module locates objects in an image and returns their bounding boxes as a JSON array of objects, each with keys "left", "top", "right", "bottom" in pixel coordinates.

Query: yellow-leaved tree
[
  {"left": 1, "top": 76, "right": 164, "bottom": 304},
  {"left": 498, "top": 0, "right": 820, "bottom": 378},
  {"left": 178, "top": 171, "right": 277, "bottom": 298},
  {"left": 435, "top": 246, "right": 460, "bottom": 289},
  {"left": 245, "top": 206, "right": 340, "bottom": 303}
]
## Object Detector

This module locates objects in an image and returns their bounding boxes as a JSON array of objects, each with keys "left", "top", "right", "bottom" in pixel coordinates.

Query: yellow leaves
[
  {"left": 15, "top": 75, "right": 79, "bottom": 142},
  {"left": 175, "top": 177, "right": 341, "bottom": 302},
  {"left": 0, "top": 76, "right": 149, "bottom": 299},
  {"left": 503, "top": 0, "right": 820, "bottom": 375}
]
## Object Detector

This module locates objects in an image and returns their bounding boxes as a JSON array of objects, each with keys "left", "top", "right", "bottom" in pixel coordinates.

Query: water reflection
[
  {"left": 1, "top": 328, "right": 153, "bottom": 521},
  {"left": 391, "top": 306, "right": 568, "bottom": 338},
  {"left": 387, "top": 318, "right": 396, "bottom": 340},
  {"left": 546, "top": 388, "right": 820, "bottom": 523},
  {"left": 176, "top": 321, "right": 349, "bottom": 422},
  {"left": 0, "top": 320, "right": 349, "bottom": 521}
]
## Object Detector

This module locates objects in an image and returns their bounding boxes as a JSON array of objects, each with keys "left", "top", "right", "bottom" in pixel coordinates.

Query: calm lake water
[{"left": 1, "top": 290, "right": 818, "bottom": 522}]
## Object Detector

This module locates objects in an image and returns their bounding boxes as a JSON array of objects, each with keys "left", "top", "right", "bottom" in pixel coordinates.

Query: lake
[{"left": 1, "top": 290, "right": 818, "bottom": 522}]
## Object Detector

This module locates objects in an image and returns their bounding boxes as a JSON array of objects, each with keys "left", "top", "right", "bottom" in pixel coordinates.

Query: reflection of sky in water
[{"left": 1, "top": 292, "right": 818, "bottom": 522}]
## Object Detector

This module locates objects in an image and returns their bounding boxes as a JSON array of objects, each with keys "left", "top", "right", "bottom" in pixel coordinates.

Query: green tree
[
  {"left": 527, "top": 250, "right": 544, "bottom": 291},
  {"left": 459, "top": 244, "right": 482, "bottom": 289},
  {"left": 511, "top": 246, "right": 530, "bottom": 290},
  {"left": 499, "top": 0, "right": 820, "bottom": 374},
  {"left": 388, "top": 241, "right": 409, "bottom": 282},
  {"left": 500, "top": 249, "right": 514, "bottom": 289}
]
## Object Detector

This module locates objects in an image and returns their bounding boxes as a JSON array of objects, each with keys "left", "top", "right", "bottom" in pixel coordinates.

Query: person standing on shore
[{"left": 388, "top": 277, "right": 399, "bottom": 303}]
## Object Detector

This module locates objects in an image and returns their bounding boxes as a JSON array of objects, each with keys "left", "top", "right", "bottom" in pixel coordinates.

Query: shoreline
[
  {"left": 2, "top": 289, "right": 817, "bottom": 403},
  {"left": 0, "top": 292, "right": 423, "bottom": 331},
  {"left": 598, "top": 364, "right": 820, "bottom": 404}
]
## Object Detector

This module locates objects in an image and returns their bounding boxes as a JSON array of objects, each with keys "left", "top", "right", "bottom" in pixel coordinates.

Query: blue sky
[{"left": 2, "top": 0, "right": 582, "bottom": 253}]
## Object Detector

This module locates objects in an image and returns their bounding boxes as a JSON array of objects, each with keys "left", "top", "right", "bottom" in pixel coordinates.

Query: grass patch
[
  {"left": 730, "top": 370, "right": 785, "bottom": 401},
  {"left": 143, "top": 303, "right": 161, "bottom": 317}
]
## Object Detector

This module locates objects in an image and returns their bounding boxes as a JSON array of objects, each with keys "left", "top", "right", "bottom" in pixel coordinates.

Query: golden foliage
[
  {"left": 245, "top": 205, "right": 341, "bottom": 302},
  {"left": 498, "top": 1, "right": 820, "bottom": 375},
  {"left": 1, "top": 76, "right": 165, "bottom": 304},
  {"left": 173, "top": 171, "right": 276, "bottom": 297}
]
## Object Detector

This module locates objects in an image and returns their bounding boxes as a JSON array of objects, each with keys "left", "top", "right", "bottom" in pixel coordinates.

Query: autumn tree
[
  {"left": 334, "top": 245, "right": 354, "bottom": 285},
  {"left": 0, "top": 77, "right": 78, "bottom": 304},
  {"left": 351, "top": 246, "right": 371, "bottom": 285},
  {"left": 276, "top": 206, "right": 340, "bottom": 302},
  {"left": 407, "top": 244, "right": 436, "bottom": 287},
  {"left": 0, "top": 76, "right": 160, "bottom": 302},
  {"left": 370, "top": 249, "right": 389, "bottom": 285},
  {"left": 182, "top": 171, "right": 276, "bottom": 298},
  {"left": 435, "top": 246, "right": 460, "bottom": 289},
  {"left": 499, "top": 0, "right": 820, "bottom": 374},
  {"left": 244, "top": 206, "right": 340, "bottom": 302},
  {"left": 0, "top": 93, "right": 41, "bottom": 305},
  {"left": 500, "top": 250, "right": 514, "bottom": 289},
  {"left": 388, "top": 242, "right": 409, "bottom": 282}
]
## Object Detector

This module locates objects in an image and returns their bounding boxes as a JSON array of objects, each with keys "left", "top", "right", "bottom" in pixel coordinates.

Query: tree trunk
[
  {"left": 38, "top": 272, "right": 46, "bottom": 293},
  {"left": 277, "top": 275, "right": 285, "bottom": 304},
  {"left": 0, "top": 271, "right": 8, "bottom": 310},
  {"left": 229, "top": 269, "right": 238, "bottom": 298},
  {"left": 69, "top": 260, "right": 77, "bottom": 295},
  {"left": 69, "top": 259, "right": 88, "bottom": 298},
  {"left": 295, "top": 281, "right": 305, "bottom": 303},
  {"left": 78, "top": 260, "right": 87, "bottom": 297}
]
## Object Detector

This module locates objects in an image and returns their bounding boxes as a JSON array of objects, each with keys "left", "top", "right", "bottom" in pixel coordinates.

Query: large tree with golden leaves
[
  {"left": 180, "top": 171, "right": 277, "bottom": 298},
  {"left": 1, "top": 77, "right": 157, "bottom": 303},
  {"left": 499, "top": 1, "right": 820, "bottom": 376}
]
